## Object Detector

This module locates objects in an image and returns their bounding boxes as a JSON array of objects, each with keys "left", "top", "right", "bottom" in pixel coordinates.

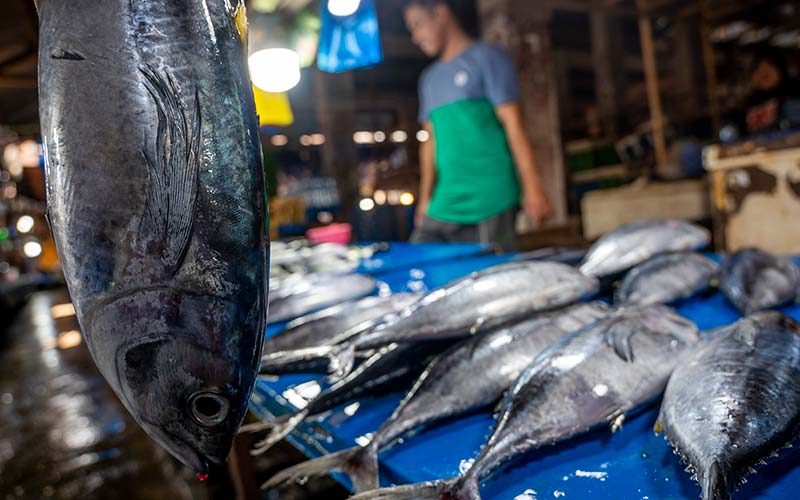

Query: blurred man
[{"left": 404, "top": 0, "right": 552, "bottom": 252}]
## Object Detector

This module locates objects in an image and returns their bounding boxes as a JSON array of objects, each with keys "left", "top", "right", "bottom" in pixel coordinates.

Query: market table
[{"left": 250, "top": 245, "right": 800, "bottom": 500}]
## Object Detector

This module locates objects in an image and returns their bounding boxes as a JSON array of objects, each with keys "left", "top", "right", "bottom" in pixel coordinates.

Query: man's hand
[
  {"left": 414, "top": 199, "right": 430, "bottom": 226},
  {"left": 523, "top": 188, "right": 552, "bottom": 225}
]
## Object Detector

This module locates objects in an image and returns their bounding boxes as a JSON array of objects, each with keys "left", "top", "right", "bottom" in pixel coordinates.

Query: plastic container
[{"left": 307, "top": 223, "right": 352, "bottom": 245}]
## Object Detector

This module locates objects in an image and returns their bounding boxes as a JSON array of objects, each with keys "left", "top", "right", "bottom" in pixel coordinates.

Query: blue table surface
[{"left": 251, "top": 245, "right": 800, "bottom": 499}]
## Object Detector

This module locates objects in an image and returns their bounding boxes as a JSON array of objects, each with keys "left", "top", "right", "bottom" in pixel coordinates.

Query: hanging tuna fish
[{"left": 38, "top": 0, "right": 269, "bottom": 474}]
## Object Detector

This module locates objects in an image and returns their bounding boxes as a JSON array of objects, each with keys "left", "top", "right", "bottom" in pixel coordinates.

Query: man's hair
[
  {"left": 404, "top": 0, "right": 479, "bottom": 36},
  {"left": 405, "top": 0, "right": 449, "bottom": 9}
]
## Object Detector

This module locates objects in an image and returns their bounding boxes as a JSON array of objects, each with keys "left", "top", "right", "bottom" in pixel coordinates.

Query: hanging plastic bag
[{"left": 317, "top": 0, "right": 383, "bottom": 73}]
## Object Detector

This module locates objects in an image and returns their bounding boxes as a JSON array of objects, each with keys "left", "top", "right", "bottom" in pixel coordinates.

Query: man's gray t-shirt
[{"left": 418, "top": 42, "right": 520, "bottom": 123}]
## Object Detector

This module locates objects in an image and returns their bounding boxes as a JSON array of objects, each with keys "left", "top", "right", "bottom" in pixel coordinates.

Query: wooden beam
[
  {"left": 0, "top": 76, "right": 37, "bottom": 89},
  {"left": 541, "top": 0, "right": 637, "bottom": 16},
  {"left": 637, "top": 14, "right": 668, "bottom": 167},
  {"left": 700, "top": 21, "right": 722, "bottom": 134}
]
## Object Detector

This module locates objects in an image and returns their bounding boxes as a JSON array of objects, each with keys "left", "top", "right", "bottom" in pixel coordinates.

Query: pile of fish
[{"left": 251, "top": 218, "right": 800, "bottom": 500}]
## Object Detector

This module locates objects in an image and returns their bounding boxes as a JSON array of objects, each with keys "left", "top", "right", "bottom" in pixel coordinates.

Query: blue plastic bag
[{"left": 318, "top": 0, "right": 383, "bottom": 73}]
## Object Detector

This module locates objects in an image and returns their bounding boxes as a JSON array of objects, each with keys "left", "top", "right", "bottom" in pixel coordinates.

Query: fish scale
[
  {"left": 38, "top": 0, "right": 267, "bottom": 474},
  {"left": 657, "top": 312, "right": 800, "bottom": 500},
  {"left": 349, "top": 305, "right": 699, "bottom": 500},
  {"left": 261, "top": 302, "right": 611, "bottom": 493}
]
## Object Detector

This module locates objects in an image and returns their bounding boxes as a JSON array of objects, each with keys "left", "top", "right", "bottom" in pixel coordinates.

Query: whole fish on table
[
  {"left": 262, "top": 302, "right": 611, "bottom": 493},
  {"left": 580, "top": 219, "right": 710, "bottom": 278},
  {"left": 268, "top": 273, "right": 377, "bottom": 324},
  {"left": 656, "top": 312, "right": 800, "bottom": 500},
  {"left": 719, "top": 248, "right": 800, "bottom": 314},
  {"left": 245, "top": 339, "right": 453, "bottom": 456},
  {"left": 351, "top": 305, "right": 699, "bottom": 500},
  {"left": 615, "top": 252, "right": 719, "bottom": 306},
  {"left": 263, "top": 293, "right": 421, "bottom": 357},
  {"left": 38, "top": 0, "right": 267, "bottom": 473},
  {"left": 269, "top": 261, "right": 600, "bottom": 380}
]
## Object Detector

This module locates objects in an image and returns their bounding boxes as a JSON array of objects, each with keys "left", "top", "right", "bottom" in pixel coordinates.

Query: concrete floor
[{"left": 0, "top": 289, "right": 347, "bottom": 500}]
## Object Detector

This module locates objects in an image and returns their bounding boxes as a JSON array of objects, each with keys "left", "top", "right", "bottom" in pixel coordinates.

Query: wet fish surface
[
  {"left": 262, "top": 302, "right": 611, "bottom": 493},
  {"left": 657, "top": 312, "right": 800, "bottom": 500},
  {"left": 580, "top": 219, "right": 711, "bottom": 278},
  {"left": 350, "top": 305, "right": 699, "bottom": 500},
  {"left": 38, "top": 0, "right": 267, "bottom": 473},
  {"left": 615, "top": 252, "right": 719, "bottom": 306},
  {"left": 719, "top": 248, "right": 800, "bottom": 314},
  {"left": 245, "top": 339, "right": 453, "bottom": 456},
  {"left": 274, "top": 261, "right": 599, "bottom": 380},
  {"left": 267, "top": 274, "right": 377, "bottom": 324},
  {"left": 263, "top": 293, "right": 420, "bottom": 355}
]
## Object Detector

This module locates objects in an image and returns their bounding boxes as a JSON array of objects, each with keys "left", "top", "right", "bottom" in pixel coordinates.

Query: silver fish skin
[
  {"left": 38, "top": 0, "right": 267, "bottom": 473},
  {"left": 615, "top": 252, "right": 720, "bottom": 306},
  {"left": 246, "top": 340, "right": 452, "bottom": 457},
  {"left": 351, "top": 305, "right": 699, "bottom": 500},
  {"left": 353, "top": 261, "right": 599, "bottom": 351},
  {"left": 719, "top": 248, "right": 800, "bottom": 314},
  {"left": 263, "top": 293, "right": 421, "bottom": 354},
  {"left": 657, "top": 312, "right": 800, "bottom": 500},
  {"left": 580, "top": 219, "right": 711, "bottom": 278},
  {"left": 268, "top": 274, "right": 377, "bottom": 324},
  {"left": 262, "top": 302, "right": 611, "bottom": 493}
]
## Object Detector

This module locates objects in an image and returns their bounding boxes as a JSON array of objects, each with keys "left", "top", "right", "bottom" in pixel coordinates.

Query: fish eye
[{"left": 189, "top": 391, "right": 231, "bottom": 427}]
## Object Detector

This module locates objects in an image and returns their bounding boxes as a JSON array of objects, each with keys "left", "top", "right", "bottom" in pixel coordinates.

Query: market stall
[{"left": 246, "top": 242, "right": 800, "bottom": 500}]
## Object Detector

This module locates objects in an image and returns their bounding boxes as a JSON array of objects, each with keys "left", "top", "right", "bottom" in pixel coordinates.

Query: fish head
[{"left": 83, "top": 286, "right": 265, "bottom": 474}]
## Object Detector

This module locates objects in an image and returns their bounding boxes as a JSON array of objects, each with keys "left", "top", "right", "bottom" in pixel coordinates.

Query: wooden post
[
  {"left": 637, "top": 13, "right": 668, "bottom": 167},
  {"left": 699, "top": 0, "right": 722, "bottom": 135},
  {"left": 314, "top": 68, "right": 359, "bottom": 220},
  {"left": 591, "top": 4, "right": 620, "bottom": 139},
  {"left": 478, "top": 0, "right": 569, "bottom": 227}
]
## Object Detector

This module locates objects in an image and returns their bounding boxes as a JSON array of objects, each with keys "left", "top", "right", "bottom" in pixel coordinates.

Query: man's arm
[
  {"left": 416, "top": 121, "right": 436, "bottom": 225},
  {"left": 495, "top": 102, "right": 552, "bottom": 225}
]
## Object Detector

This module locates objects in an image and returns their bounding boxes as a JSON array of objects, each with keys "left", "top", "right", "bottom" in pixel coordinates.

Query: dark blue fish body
[
  {"left": 720, "top": 248, "right": 800, "bottom": 314},
  {"left": 350, "top": 306, "right": 699, "bottom": 500},
  {"left": 38, "top": 0, "right": 267, "bottom": 473},
  {"left": 657, "top": 312, "right": 800, "bottom": 500},
  {"left": 616, "top": 252, "right": 720, "bottom": 306}
]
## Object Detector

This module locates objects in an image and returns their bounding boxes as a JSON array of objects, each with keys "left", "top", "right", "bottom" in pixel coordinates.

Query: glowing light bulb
[
  {"left": 23, "top": 241, "right": 42, "bottom": 258},
  {"left": 391, "top": 130, "right": 408, "bottom": 143},
  {"left": 249, "top": 49, "right": 301, "bottom": 93},
  {"left": 416, "top": 130, "right": 430, "bottom": 142},
  {"left": 16, "top": 215, "right": 34, "bottom": 233},
  {"left": 400, "top": 192, "right": 415, "bottom": 206},
  {"left": 359, "top": 198, "right": 375, "bottom": 211},
  {"left": 328, "top": 0, "right": 361, "bottom": 17}
]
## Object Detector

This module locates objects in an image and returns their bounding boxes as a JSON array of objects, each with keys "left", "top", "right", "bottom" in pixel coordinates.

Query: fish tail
[
  {"left": 261, "top": 446, "right": 379, "bottom": 493},
  {"left": 350, "top": 477, "right": 465, "bottom": 500},
  {"left": 701, "top": 462, "right": 729, "bottom": 500},
  {"left": 326, "top": 342, "right": 357, "bottom": 382},
  {"left": 243, "top": 410, "right": 308, "bottom": 456},
  {"left": 260, "top": 346, "right": 338, "bottom": 375}
]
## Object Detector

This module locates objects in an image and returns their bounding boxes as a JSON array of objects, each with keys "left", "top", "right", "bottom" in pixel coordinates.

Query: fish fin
[
  {"left": 700, "top": 462, "right": 729, "bottom": 500},
  {"left": 610, "top": 412, "right": 625, "bottom": 433},
  {"left": 138, "top": 66, "right": 201, "bottom": 274},
  {"left": 653, "top": 420, "right": 662, "bottom": 435},
  {"left": 226, "top": 0, "right": 248, "bottom": 48},
  {"left": 261, "top": 446, "right": 380, "bottom": 494},
  {"left": 243, "top": 410, "right": 309, "bottom": 456},
  {"left": 604, "top": 322, "right": 636, "bottom": 362},
  {"left": 350, "top": 477, "right": 466, "bottom": 500},
  {"left": 470, "top": 316, "right": 488, "bottom": 335}
]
